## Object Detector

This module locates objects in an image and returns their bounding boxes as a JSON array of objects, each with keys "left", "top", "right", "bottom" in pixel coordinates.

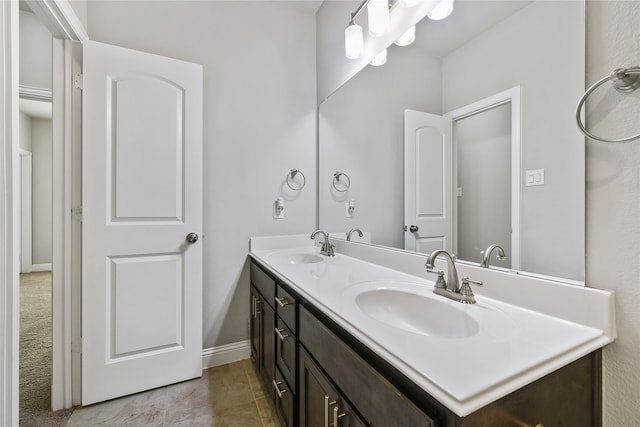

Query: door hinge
[
  {"left": 73, "top": 73, "right": 83, "bottom": 90},
  {"left": 72, "top": 206, "right": 84, "bottom": 222}
]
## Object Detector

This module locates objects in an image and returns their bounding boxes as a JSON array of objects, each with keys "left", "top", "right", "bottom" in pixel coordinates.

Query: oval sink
[
  {"left": 270, "top": 252, "right": 323, "bottom": 265},
  {"left": 355, "top": 289, "right": 479, "bottom": 339}
]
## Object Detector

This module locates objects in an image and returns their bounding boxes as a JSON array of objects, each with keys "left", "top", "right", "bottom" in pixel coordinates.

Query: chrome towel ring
[
  {"left": 286, "top": 169, "right": 306, "bottom": 191},
  {"left": 333, "top": 171, "right": 351, "bottom": 192},
  {"left": 576, "top": 67, "right": 640, "bottom": 143}
]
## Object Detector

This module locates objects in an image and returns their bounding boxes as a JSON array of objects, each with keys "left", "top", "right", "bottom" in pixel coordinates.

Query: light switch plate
[{"left": 525, "top": 169, "right": 545, "bottom": 186}]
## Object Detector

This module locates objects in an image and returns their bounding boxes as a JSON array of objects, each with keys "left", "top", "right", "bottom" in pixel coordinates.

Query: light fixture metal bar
[{"left": 349, "top": 0, "right": 370, "bottom": 24}]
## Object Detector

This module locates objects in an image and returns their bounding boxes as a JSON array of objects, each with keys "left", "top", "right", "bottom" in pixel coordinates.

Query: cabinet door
[
  {"left": 260, "top": 297, "right": 275, "bottom": 392},
  {"left": 300, "top": 348, "right": 367, "bottom": 427},
  {"left": 273, "top": 367, "right": 295, "bottom": 427},
  {"left": 300, "top": 348, "right": 340, "bottom": 427},
  {"left": 250, "top": 285, "right": 261, "bottom": 363}
]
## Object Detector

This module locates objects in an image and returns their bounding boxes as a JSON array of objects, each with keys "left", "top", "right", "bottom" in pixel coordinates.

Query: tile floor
[{"left": 66, "top": 359, "right": 281, "bottom": 426}]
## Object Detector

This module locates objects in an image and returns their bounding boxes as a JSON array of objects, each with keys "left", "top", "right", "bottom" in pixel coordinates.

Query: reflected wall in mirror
[{"left": 319, "top": 0, "right": 585, "bottom": 282}]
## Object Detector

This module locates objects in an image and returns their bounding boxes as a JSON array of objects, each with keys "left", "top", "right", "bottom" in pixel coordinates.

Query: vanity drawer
[
  {"left": 250, "top": 261, "right": 275, "bottom": 309},
  {"left": 275, "top": 317, "right": 297, "bottom": 394},
  {"left": 276, "top": 284, "right": 297, "bottom": 333},
  {"left": 300, "top": 306, "right": 436, "bottom": 427}
]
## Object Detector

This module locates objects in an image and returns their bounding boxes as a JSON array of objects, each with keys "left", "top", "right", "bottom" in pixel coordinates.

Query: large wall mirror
[{"left": 318, "top": 0, "right": 585, "bottom": 283}]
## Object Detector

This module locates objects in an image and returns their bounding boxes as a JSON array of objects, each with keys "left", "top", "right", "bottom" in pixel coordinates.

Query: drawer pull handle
[
  {"left": 272, "top": 380, "right": 288, "bottom": 399},
  {"left": 254, "top": 299, "right": 261, "bottom": 315},
  {"left": 324, "top": 395, "right": 337, "bottom": 427},
  {"left": 275, "top": 327, "right": 289, "bottom": 341},
  {"left": 275, "top": 296, "right": 291, "bottom": 308},
  {"left": 333, "top": 406, "right": 347, "bottom": 426}
]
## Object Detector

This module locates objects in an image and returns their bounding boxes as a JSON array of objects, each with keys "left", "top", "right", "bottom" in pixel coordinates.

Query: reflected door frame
[{"left": 445, "top": 86, "right": 521, "bottom": 270}]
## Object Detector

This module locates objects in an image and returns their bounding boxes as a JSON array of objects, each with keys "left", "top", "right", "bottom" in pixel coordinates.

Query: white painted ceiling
[{"left": 19, "top": 98, "right": 52, "bottom": 119}]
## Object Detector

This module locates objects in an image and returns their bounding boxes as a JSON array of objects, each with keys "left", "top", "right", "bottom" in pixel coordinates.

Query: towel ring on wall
[
  {"left": 286, "top": 169, "right": 306, "bottom": 191},
  {"left": 576, "top": 67, "right": 640, "bottom": 143},
  {"left": 333, "top": 171, "right": 351, "bottom": 192}
]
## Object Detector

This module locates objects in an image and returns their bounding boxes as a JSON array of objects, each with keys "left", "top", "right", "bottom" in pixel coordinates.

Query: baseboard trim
[
  {"left": 202, "top": 340, "right": 251, "bottom": 369},
  {"left": 31, "top": 263, "right": 52, "bottom": 272}
]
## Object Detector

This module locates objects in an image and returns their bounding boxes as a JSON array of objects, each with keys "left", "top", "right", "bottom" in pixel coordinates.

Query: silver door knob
[
  {"left": 409, "top": 225, "right": 419, "bottom": 233},
  {"left": 186, "top": 232, "right": 199, "bottom": 243}
]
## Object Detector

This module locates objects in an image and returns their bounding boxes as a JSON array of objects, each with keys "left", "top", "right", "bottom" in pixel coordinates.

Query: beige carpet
[{"left": 19, "top": 272, "right": 73, "bottom": 426}]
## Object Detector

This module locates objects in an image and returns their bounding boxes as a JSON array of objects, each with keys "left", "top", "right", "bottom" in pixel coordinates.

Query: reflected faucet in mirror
[
  {"left": 310, "top": 230, "right": 335, "bottom": 256},
  {"left": 347, "top": 228, "right": 363, "bottom": 241},
  {"left": 481, "top": 244, "right": 506, "bottom": 268}
]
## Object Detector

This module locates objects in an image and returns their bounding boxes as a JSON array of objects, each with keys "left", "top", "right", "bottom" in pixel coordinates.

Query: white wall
[
  {"left": 19, "top": 10, "right": 52, "bottom": 90},
  {"left": 31, "top": 118, "right": 52, "bottom": 265},
  {"left": 442, "top": 0, "right": 585, "bottom": 281},
  {"left": 87, "top": 0, "right": 317, "bottom": 349},
  {"left": 585, "top": 1, "right": 640, "bottom": 425},
  {"left": 18, "top": 113, "right": 53, "bottom": 267}
]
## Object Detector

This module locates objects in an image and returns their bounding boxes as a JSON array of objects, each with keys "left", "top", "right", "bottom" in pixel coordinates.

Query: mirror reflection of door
[{"left": 454, "top": 103, "right": 512, "bottom": 268}]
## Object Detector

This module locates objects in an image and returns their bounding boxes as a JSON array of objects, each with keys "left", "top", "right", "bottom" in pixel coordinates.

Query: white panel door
[
  {"left": 404, "top": 110, "right": 453, "bottom": 254},
  {"left": 82, "top": 41, "right": 203, "bottom": 405}
]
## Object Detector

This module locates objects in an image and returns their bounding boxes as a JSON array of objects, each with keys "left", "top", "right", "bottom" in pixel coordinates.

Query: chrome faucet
[
  {"left": 425, "top": 249, "right": 482, "bottom": 304},
  {"left": 426, "top": 249, "right": 460, "bottom": 292},
  {"left": 346, "top": 228, "right": 363, "bottom": 241},
  {"left": 310, "top": 230, "right": 335, "bottom": 256},
  {"left": 481, "top": 244, "right": 506, "bottom": 268}
]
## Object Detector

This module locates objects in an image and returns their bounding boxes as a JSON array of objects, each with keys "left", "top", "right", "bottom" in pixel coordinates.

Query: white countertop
[{"left": 249, "top": 235, "right": 615, "bottom": 417}]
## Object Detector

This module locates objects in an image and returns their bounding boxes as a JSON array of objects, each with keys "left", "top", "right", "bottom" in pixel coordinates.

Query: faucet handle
[
  {"left": 425, "top": 265, "right": 446, "bottom": 289},
  {"left": 462, "top": 277, "right": 483, "bottom": 287},
  {"left": 459, "top": 277, "right": 482, "bottom": 304}
]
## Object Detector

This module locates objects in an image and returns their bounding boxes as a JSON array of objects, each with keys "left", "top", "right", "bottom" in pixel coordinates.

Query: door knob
[
  {"left": 409, "top": 225, "right": 419, "bottom": 233},
  {"left": 186, "top": 232, "right": 199, "bottom": 243}
]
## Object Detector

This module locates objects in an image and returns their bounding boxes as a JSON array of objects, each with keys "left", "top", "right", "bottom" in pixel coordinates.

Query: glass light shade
[
  {"left": 367, "top": 0, "right": 390, "bottom": 37},
  {"left": 427, "top": 0, "right": 454, "bottom": 20},
  {"left": 369, "top": 49, "right": 387, "bottom": 66},
  {"left": 394, "top": 25, "right": 416, "bottom": 46},
  {"left": 345, "top": 23, "right": 364, "bottom": 59},
  {"left": 399, "top": 0, "right": 422, "bottom": 7}
]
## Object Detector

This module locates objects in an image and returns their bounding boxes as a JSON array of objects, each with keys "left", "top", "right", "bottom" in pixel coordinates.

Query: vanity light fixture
[
  {"left": 427, "top": 0, "right": 454, "bottom": 20},
  {"left": 345, "top": 20, "right": 364, "bottom": 59},
  {"left": 367, "top": 0, "right": 390, "bottom": 37},
  {"left": 370, "top": 48, "right": 387, "bottom": 66},
  {"left": 394, "top": 25, "right": 416, "bottom": 46},
  {"left": 398, "top": 0, "right": 422, "bottom": 7}
]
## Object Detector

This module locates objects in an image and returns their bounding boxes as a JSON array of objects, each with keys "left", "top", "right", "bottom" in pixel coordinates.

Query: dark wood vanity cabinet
[
  {"left": 250, "top": 260, "right": 602, "bottom": 427},
  {"left": 250, "top": 262, "right": 298, "bottom": 427}
]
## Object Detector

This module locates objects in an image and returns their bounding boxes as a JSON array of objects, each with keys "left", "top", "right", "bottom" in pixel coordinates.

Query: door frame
[
  {"left": 1, "top": 1, "right": 87, "bottom": 424},
  {"left": 444, "top": 86, "right": 521, "bottom": 270}
]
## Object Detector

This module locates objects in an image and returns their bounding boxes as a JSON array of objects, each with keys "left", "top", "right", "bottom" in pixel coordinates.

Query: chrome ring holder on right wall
[{"left": 576, "top": 66, "right": 640, "bottom": 143}]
